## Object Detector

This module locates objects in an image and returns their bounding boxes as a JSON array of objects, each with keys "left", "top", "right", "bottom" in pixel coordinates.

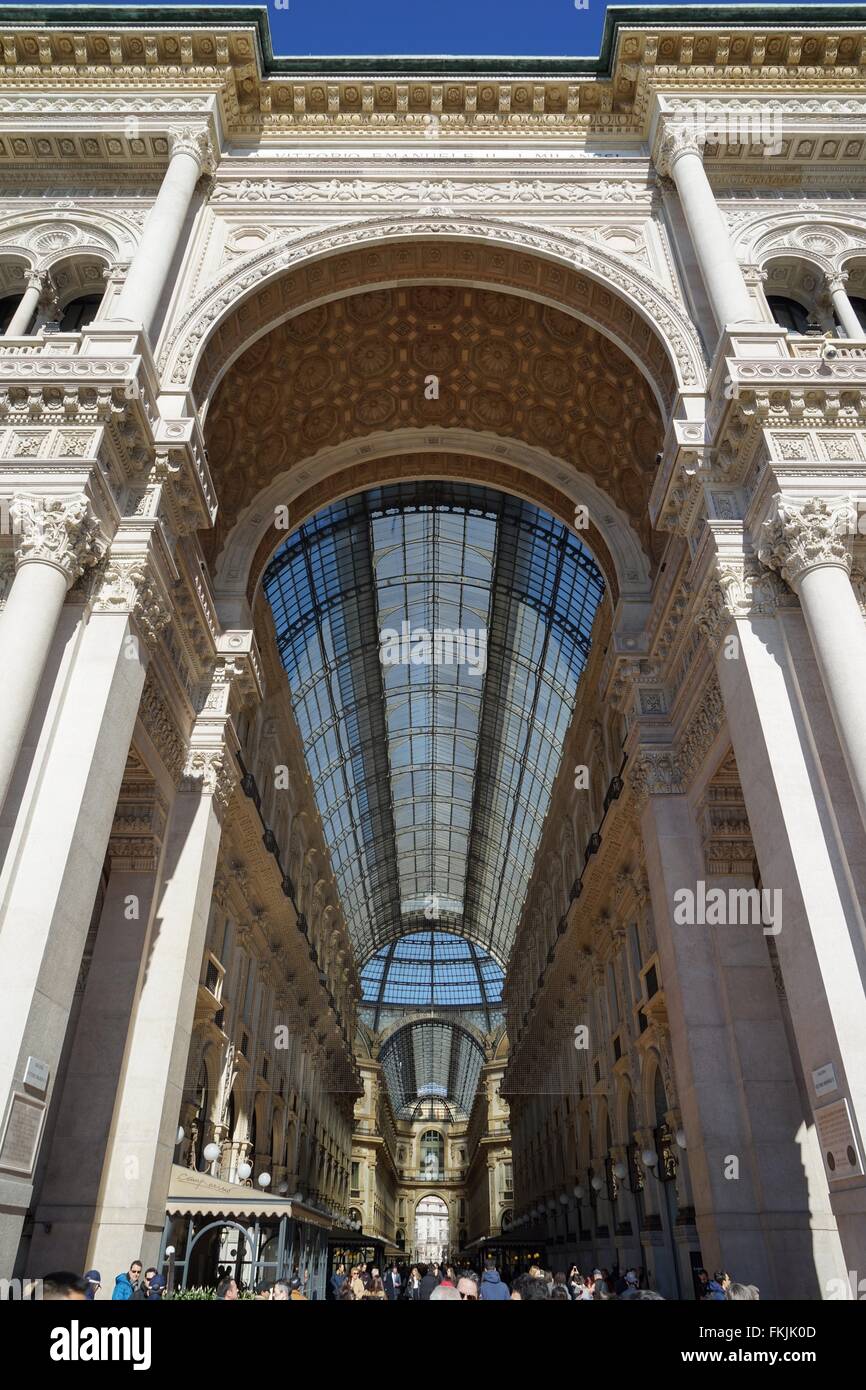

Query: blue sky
[{"left": 34, "top": 0, "right": 710, "bottom": 58}]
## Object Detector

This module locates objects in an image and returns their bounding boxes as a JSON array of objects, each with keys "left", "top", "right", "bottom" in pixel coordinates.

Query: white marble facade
[{"left": 0, "top": 7, "right": 865, "bottom": 1298}]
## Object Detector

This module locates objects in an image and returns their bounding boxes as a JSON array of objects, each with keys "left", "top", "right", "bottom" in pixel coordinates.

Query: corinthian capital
[
  {"left": 654, "top": 123, "right": 707, "bottom": 180},
  {"left": 695, "top": 559, "right": 785, "bottom": 649},
  {"left": 10, "top": 493, "right": 103, "bottom": 587},
  {"left": 825, "top": 271, "right": 849, "bottom": 295},
  {"left": 181, "top": 747, "right": 239, "bottom": 816},
  {"left": 758, "top": 495, "right": 855, "bottom": 587},
  {"left": 91, "top": 557, "right": 171, "bottom": 647},
  {"left": 630, "top": 748, "right": 685, "bottom": 804},
  {"left": 167, "top": 125, "right": 216, "bottom": 177}
]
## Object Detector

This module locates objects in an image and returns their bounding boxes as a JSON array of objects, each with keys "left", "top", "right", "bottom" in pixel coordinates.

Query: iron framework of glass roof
[
  {"left": 379, "top": 1019, "right": 486, "bottom": 1120},
  {"left": 361, "top": 929, "right": 503, "bottom": 1024},
  {"left": 263, "top": 482, "right": 604, "bottom": 970}
]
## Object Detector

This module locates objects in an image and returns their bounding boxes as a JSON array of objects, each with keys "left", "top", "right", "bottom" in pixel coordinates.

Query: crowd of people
[
  {"left": 32, "top": 1255, "right": 760, "bottom": 1302},
  {"left": 327, "top": 1258, "right": 761, "bottom": 1301}
]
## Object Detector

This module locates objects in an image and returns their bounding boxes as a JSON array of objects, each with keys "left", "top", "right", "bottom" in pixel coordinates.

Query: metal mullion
[
  {"left": 451, "top": 492, "right": 504, "bottom": 950},
  {"left": 363, "top": 499, "right": 405, "bottom": 945}
]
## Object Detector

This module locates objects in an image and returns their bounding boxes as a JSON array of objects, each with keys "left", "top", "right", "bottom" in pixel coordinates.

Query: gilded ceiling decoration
[{"left": 203, "top": 282, "right": 663, "bottom": 569}]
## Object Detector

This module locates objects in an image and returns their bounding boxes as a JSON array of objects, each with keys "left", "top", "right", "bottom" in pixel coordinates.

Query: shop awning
[{"left": 165, "top": 1164, "right": 333, "bottom": 1227}]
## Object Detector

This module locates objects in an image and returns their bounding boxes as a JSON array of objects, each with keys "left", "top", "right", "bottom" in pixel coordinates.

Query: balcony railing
[{"left": 400, "top": 1168, "right": 462, "bottom": 1183}]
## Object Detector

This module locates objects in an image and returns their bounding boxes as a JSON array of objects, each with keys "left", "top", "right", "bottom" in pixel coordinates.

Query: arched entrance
[
  {"left": 187, "top": 230, "right": 692, "bottom": 617},
  {"left": 415, "top": 1195, "right": 450, "bottom": 1266}
]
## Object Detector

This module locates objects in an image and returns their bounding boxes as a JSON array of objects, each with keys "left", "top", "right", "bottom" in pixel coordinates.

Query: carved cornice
[
  {"left": 1, "top": 13, "right": 864, "bottom": 148},
  {"left": 758, "top": 494, "right": 856, "bottom": 586},
  {"left": 10, "top": 492, "right": 103, "bottom": 586}
]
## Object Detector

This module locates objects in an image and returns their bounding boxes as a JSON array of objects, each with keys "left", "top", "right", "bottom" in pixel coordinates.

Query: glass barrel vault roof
[
  {"left": 263, "top": 482, "right": 604, "bottom": 970},
  {"left": 360, "top": 929, "right": 503, "bottom": 1009}
]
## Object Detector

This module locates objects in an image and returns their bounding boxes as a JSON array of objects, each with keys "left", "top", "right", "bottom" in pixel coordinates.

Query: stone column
[
  {"left": 86, "top": 751, "right": 236, "bottom": 1282},
  {"left": 4, "top": 270, "right": 50, "bottom": 337},
  {"left": 706, "top": 576, "right": 865, "bottom": 1281},
  {"left": 638, "top": 772, "right": 778, "bottom": 1294},
  {"left": 26, "top": 807, "right": 167, "bottom": 1275},
  {"left": 114, "top": 126, "right": 214, "bottom": 336},
  {"left": 656, "top": 126, "right": 758, "bottom": 331},
  {"left": 0, "top": 606, "right": 150, "bottom": 1275},
  {"left": 826, "top": 272, "right": 863, "bottom": 339},
  {"left": 759, "top": 495, "right": 866, "bottom": 836},
  {"left": 0, "top": 494, "right": 102, "bottom": 815}
]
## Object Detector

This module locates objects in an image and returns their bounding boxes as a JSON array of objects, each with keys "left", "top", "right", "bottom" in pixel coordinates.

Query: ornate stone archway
[
  {"left": 162, "top": 217, "right": 706, "bottom": 407},
  {"left": 201, "top": 275, "right": 670, "bottom": 601}
]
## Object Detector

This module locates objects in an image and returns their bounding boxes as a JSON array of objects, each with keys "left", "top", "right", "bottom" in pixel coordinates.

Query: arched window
[
  {"left": 226, "top": 1090, "right": 237, "bottom": 1142},
  {"left": 0, "top": 293, "right": 22, "bottom": 334},
  {"left": 849, "top": 297, "right": 866, "bottom": 334},
  {"left": 58, "top": 293, "right": 102, "bottom": 332},
  {"left": 192, "top": 1063, "right": 210, "bottom": 1173},
  {"left": 767, "top": 295, "right": 811, "bottom": 334},
  {"left": 420, "top": 1130, "right": 444, "bottom": 1178}
]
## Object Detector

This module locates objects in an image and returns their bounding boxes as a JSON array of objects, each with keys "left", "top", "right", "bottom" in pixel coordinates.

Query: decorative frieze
[{"left": 138, "top": 671, "right": 185, "bottom": 785}]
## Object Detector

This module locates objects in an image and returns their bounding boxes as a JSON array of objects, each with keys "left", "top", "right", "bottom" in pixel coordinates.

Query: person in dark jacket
[
  {"left": 83, "top": 1270, "right": 101, "bottom": 1300},
  {"left": 111, "top": 1260, "right": 142, "bottom": 1300},
  {"left": 405, "top": 1265, "right": 422, "bottom": 1299},
  {"left": 419, "top": 1263, "right": 439, "bottom": 1300},
  {"left": 384, "top": 1264, "right": 402, "bottom": 1300},
  {"left": 479, "top": 1261, "right": 510, "bottom": 1300},
  {"left": 133, "top": 1267, "right": 159, "bottom": 1300}
]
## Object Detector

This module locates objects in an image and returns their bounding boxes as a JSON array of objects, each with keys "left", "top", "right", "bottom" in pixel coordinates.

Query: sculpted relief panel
[{"left": 202, "top": 282, "right": 664, "bottom": 567}]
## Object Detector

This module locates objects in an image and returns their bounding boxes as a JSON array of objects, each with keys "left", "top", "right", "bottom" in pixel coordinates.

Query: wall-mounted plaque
[
  {"left": 812, "top": 1063, "right": 838, "bottom": 1099},
  {"left": 815, "top": 1098, "right": 864, "bottom": 1183},
  {"left": 0, "top": 1090, "right": 46, "bottom": 1178}
]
